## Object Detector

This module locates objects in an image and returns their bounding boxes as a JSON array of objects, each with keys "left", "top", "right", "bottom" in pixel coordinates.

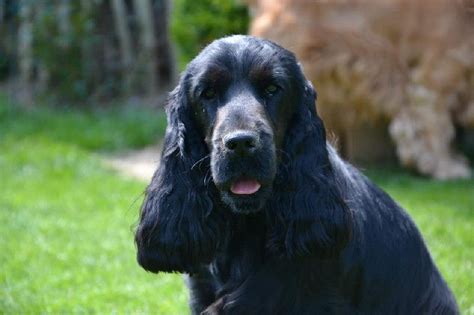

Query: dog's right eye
[
  {"left": 263, "top": 83, "right": 280, "bottom": 97},
  {"left": 265, "top": 84, "right": 278, "bottom": 94},
  {"left": 202, "top": 88, "right": 216, "bottom": 100}
]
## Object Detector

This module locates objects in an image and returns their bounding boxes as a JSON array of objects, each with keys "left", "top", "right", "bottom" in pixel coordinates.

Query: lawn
[{"left": 0, "top": 99, "right": 473, "bottom": 314}]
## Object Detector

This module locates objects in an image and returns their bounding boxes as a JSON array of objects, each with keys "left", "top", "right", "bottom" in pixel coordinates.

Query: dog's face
[
  {"left": 136, "top": 36, "right": 348, "bottom": 273},
  {"left": 183, "top": 36, "right": 305, "bottom": 213}
]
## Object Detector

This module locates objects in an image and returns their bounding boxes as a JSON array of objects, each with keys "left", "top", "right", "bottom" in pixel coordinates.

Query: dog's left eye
[
  {"left": 202, "top": 88, "right": 216, "bottom": 100},
  {"left": 264, "top": 84, "right": 279, "bottom": 95}
]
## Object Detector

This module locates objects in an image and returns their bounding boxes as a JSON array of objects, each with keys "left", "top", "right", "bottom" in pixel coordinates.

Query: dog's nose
[{"left": 223, "top": 131, "right": 258, "bottom": 155}]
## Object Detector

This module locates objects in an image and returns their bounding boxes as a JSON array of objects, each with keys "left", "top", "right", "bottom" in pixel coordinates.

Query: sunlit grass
[
  {"left": 0, "top": 101, "right": 188, "bottom": 314},
  {"left": 0, "top": 99, "right": 472, "bottom": 313}
]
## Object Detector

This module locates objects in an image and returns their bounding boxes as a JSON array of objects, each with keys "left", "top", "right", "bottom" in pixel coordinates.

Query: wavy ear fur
[
  {"left": 267, "top": 80, "right": 351, "bottom": 257},
  {"left": 135, "top": 81, "right": 222, "bottom": 273}
]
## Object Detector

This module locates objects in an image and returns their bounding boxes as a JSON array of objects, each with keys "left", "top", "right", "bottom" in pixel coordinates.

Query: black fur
[{"left": 135, "top": 35, "right": 459, "bottom": 314}]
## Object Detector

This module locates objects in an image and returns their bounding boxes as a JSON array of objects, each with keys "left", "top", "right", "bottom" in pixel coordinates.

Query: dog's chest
[{"left": 210, "top": 214, "right": 267, "bottom": 290}]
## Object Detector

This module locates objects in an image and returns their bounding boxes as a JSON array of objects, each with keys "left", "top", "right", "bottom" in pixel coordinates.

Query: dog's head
[
  {"left": 135, "top": 36, "right": 350, "bottom": 273},
  {"left": 184, "top": 36, "right": 309, "bottom": 213}
]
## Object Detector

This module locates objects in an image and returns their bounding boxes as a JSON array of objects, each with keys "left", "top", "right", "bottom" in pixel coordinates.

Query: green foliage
[
  {"left": 171, "top": 0, "right": 249, "bottom": 69},
  {"left": 0, "top": 2, "right": 18, "bottom": 81},
  {"left": 33, "top": 3, "right": 97, "bottom": 102},
  {"left": 0, "top": 49, "right": 11, "bottom": 81}
]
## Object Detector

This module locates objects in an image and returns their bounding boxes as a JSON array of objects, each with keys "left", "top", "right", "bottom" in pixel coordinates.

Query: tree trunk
[
  {"left": 93, "top": 0, "right": 121, "bottom": 99},
  {"left": 0, "top": 3, "right": 4, "bottom": 25},
  {"left": 134, "top": 0, "right": 157, "bottom": 96},
  {"left": 17, "top": 0, "right": 34, "bottom": 104},
  {"left": 152, "top": 0, "right": 174, "bottom": 93},
  {"left": 111, "top": 0, "right": 133, "bottom": 93},
  {"left": 56, "top": 0, "right": 71, "bottom": 48}
]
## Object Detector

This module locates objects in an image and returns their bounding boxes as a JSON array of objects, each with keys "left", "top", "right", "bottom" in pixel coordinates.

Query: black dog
[{"left": 135, "top": 36, "right": 458, "bottom": 314}]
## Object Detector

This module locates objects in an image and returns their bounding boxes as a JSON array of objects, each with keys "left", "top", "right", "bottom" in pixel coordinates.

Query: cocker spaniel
[{"left": 135, "top": 35, "right": 459, "bottom": 314}]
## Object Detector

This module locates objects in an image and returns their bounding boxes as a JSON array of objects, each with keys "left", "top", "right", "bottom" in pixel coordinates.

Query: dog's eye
[
  {"left": 264, "top": 84, "right": 279, "bottom": 95},
  {"left": 202, "top": 88, "right": 216, "bottom": 100}
]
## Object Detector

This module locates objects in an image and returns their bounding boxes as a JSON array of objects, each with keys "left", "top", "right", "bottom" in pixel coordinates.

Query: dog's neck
[{"left": 211, "top": 212, "right": 267, "bottom": 291}]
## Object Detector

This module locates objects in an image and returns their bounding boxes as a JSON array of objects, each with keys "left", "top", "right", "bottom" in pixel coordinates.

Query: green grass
[
  {"left": 0, "top": 99, "right": 473, "bottom": 314},
  {"left": 0, "top": 100, "right": 188, "bottom": 314}
]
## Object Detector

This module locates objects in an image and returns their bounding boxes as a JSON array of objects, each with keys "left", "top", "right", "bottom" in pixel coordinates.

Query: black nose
[{"left": 223, "top": 131, "right": 258, "bottom": 155}]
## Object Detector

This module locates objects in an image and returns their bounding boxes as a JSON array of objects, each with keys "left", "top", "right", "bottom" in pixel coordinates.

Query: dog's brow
[
  {"left": 249, "top": 64, "right": 273, "bottom": 81},
  {"left": 249, "top": 67, "right": 291, "bottom": 92},
  {"left": 200, "top": 65, "right": 231, "bottom": 83},
  {"left": 248, "top": 60, "right": 290, "bottom": 84}
]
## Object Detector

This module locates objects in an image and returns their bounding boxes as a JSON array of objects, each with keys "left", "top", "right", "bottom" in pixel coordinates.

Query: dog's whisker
[
  {"left": 203, "top": 169, "right": 212, "bottom": 185},
  {"left": 191, "top": 154, "right": 211, "bottom": 170}
]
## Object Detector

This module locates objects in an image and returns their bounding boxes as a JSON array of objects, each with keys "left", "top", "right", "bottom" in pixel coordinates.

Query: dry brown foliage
[{"left": 248, "top": 0, "right": 474, "bottom": 179}]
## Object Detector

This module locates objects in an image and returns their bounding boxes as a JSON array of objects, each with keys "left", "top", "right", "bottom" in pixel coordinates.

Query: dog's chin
[{"left": 220, "top": 186, "right": 272, "bottom": 214}]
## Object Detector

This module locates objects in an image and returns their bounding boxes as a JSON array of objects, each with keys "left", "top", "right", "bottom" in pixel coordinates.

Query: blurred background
[{"left": 0, "top": 0, "right": 473, "bottom": 313}]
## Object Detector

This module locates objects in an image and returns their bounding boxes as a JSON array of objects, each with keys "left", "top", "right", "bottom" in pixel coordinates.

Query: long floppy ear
[
  {"left": 267, "top": 80, "right": 351, "bottom": 257},
  {"left": 135, "top": 79, "right": 222, "bottom": 273}
]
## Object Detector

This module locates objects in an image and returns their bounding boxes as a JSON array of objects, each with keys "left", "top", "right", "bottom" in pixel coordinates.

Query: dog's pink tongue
[{"left": 230, "top": 179, "right": 261, "bottom": 195}]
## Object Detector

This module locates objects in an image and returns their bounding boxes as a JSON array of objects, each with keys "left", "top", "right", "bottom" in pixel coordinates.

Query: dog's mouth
[
  {"left": 230, "top": 178, "right": 261, "bottom": 195},
  {"left": 210, "top": 147, "right": 276, "bottom": 213},
  {"left": 216, "top": 176, "right": 271, "bottom": 214}
]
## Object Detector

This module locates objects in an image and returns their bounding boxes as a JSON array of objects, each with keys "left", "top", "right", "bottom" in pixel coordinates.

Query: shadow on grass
[{"left": 0, "top": 98, "right": 167, "bottom": 152}]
